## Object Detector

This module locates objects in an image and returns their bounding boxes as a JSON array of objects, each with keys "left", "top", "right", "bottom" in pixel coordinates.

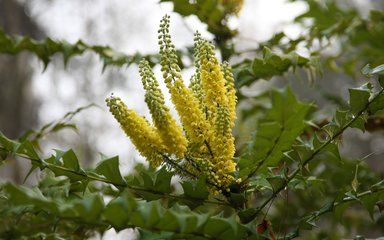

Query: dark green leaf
[
  {"left": 266, "top": 176, "right": 286, "bottom": 192},
  {"left": 0, "top": 131, "right": 21, "bottom": 153},
  {"left": 154, "top": 167, "right": 173, "bottom": 194},
  {"left": 73, "top": 194, "right": 104, "bottom": 222},
  {"left": 379, "top": 75, "right": 384, "bottom": 88},
  {"left": 335, "top": 110, "right": 350, "bottom": 127},
  {"left": 3, "top": 183, "right": 59, "bottom": 214},
  {"left": 62, "top": 149, "right": 81, "bottom": 171},
  {"left": 333, "top": 202, "right": 351, "bottom": 222},
  {"left": 95, "top": 156, "right": 126, "bottom": 187},
  {"left": 104, "top": 193, "right": 137, "bottom": 230},
  {"left": 0, "top": 28, "right": 156, "bottom": 71},
  {"left": 350, "top": 115, "right": 367, "bottom": 132},
  {"left": 138, "top": 229, "right": 174, "bottom": 240},
  {"left": 360, "top": 192, "right": 384, "bottom": 220},
  {"left": 181, "top": 177, "right": 209, "bottom": 208},
  {"left": 244, "top": 87, "right": 313, "bottom": 174},
  {"left": 17, "top": 140, "right": 40, "bottom": 160},
  {"left": 369, "top": 92, "right": 384, "bottom": 114},
  {"left": 203, "top": 215, "right": 244, "bottom": 240},
  {"left": 238, "top": 208, "right": 258, "bottom": 224},
  {"left": 349, "top": 83, "right": 372, "bottom": 115}
]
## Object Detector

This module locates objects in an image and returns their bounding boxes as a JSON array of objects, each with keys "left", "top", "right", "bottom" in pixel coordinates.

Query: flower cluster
[{"left": 107, "top": 15, "right": 237, "bottom": 192}]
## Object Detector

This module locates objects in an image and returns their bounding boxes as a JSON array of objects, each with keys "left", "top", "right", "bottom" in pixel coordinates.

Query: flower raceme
[{"left": 106, "top": 15, "right": 237, "bottom": 192}]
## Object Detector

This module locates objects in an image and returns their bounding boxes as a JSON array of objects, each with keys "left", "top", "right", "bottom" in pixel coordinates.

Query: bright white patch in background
[{"left": 237, "top": 0, "right": 307, "bottom": 42}]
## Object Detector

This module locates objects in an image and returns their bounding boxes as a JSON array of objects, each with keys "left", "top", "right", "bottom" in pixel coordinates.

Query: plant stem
[{"left": 7, "top": 151, "right": 228, "bottom": 207}]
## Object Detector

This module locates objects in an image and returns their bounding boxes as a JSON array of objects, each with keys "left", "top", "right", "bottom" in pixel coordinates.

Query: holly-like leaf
[
  {"left": 103, "top": 193, "right": 137, "bottom": 230},
  {"left": 233, "top": 49, "right": 318, "bottom": 87},
  {"left": 62, "top": 149, "right": 81, "bottom": 172},
  {"left": 252, "top": 48, "right": 292, "bottom": 80},
  {"left": 267, "top": 175, "right": 286, "bottom": 192},
  {"left": 242, "top": 87, "right": 313, "bottom": 176},
  {"left": 95, "top": 156, "right": 126, "bottom": 187},
  {"left": 0, "top": 131, "right": 21, "bottom": 153},
  {"left": 0, "top": 28, "right": 157, "bottom": 71},
  {"left": 153, "top": 167, "right": 173, "bottom": 194},
  {"left": 72, "top": 194, "right": 105, "bottom": 222},
  {"left": 349, "top": 83, "right": 372, "bottom": 115},
  {"left": 3, "top": 183, "right": 59, "bottom": 214},
  {"left": 203, "top": 215, "right": 246, "bottom": 240},
  {"left": 181, "top": 177, "right": 209, "bottom": 208},
  {"left": 369, "top": 92, "right": 384, "bottom": 114},
  {"left": 360, "top": 192, "right": 384, "bottom": 220}
]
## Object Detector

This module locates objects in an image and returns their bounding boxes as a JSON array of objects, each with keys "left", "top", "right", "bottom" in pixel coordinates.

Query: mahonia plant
[{"left": 106, "top": 15, "right": 237, "bottom": 193}]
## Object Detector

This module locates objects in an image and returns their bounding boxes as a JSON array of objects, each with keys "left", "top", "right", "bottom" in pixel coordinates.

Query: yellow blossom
[
  {"left": 139, "top": 59, "right": 187, "bottom": 157},
  {"left": 158, "top": 15, "right": 212, "bottom": 147},
  {"left": 169, "top": 80, "right": 211, "bottom": 145},
  {"left": 106, "top": 96, "right": 165, "bottom": 167},
  {"left": 195, "top": 34, "right": 228, "bottom": 120},
  {"left": 210, "top": 106, "right": 236, "bottom": 186},
  {"left": 107, "top": 15, "right": 239, "bottom": 193}
]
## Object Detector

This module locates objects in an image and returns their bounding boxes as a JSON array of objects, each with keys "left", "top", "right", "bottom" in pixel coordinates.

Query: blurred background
[{"left": 1, "top": 0, "right": 383, "bottom": 238}]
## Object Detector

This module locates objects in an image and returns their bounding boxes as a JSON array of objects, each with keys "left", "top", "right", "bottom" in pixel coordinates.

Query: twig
[{"left": 4, "top": 150, "right": 228, "bottom": 207}]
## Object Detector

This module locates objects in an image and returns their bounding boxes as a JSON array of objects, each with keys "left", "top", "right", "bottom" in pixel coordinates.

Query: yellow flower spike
[
  {"left": 210, "top": 106, "right": 236, "bottom": 186},
  {"left": 194, "top": 34, "right": 227, "bottom": 120},
  {"left": 169, "top": 79, "right": 211, "bottom": 145},
  {"left": 107, "top": 16, "right": 239, "bottom": 193},
  {"left": 221, "top": 61, "right": 237, "bottom": 127},
  {"left": 158, "top": 16, "right": 212, "bottom": 146},
  {"left": 139, "top": 59, "right": 188, "bottom": 158},
  {"left": 106, "top": 96, "right": 165, "bottom": 167}
]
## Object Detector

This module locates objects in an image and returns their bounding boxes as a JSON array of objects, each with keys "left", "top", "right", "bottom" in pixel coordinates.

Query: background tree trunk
[{"left": 0, "top": 0, "right": 43, "bottom": 183}]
